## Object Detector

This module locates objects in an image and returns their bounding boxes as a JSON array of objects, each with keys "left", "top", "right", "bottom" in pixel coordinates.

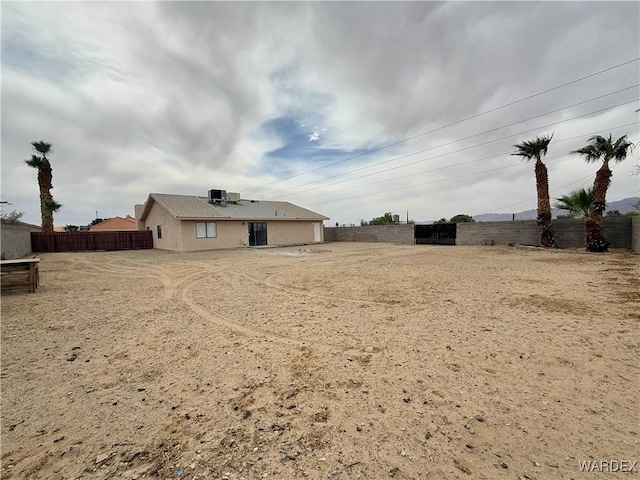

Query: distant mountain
[{"left": 474, "top": 197, "right": 639, "bottom": 222}]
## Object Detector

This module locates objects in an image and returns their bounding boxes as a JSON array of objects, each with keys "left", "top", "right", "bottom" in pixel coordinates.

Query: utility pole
[{"left": 406, "top": 210, "right": 409, "bottom": 224}]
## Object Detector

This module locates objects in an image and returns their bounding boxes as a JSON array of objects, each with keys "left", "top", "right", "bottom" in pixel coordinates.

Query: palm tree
[
  {"left": 512, "top": 134, "right": 556, "bottom": 248},
  {"left": 25, "top": 141, "right": 62, "bottom": 233},
  {"left": 554, "top": 187, "right": 595, "bottom": 219},
  {"left": 571, "top": 134, "right": 633, "bottom": 252}
]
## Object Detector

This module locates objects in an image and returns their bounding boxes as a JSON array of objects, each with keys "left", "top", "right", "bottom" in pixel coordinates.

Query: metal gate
[{"left": 414, "top": 224, "right": 456, "bottom": 245}]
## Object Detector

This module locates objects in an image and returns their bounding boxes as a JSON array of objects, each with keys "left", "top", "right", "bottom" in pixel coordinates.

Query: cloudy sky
[{"left": 2, "top": 1, "right": 639, "bottom": 227}]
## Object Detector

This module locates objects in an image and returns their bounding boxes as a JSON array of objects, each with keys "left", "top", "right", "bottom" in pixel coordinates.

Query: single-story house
[
  {"left": 134, "top": 190, "right": 329, "bottom": 251},
  {"left": 90, "top": 215, "right": 137, "bottom": 231}
]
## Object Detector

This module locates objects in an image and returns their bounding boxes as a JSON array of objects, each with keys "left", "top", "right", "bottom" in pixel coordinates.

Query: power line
[
  {"left": 477, "top": 174, "right": 596, "bottom": 215},
  {"left": 305, "top": 132, "right": 639, "bottom": 209},
  {"left": 260, "top": 87, "right": 639, "bottom": 199},
  {"left": 415, "top": 134, "right": 638, "bottom": 219},
  {"left": 277, "top": 98, "right": 638, "bottom": 201},
  {"left": 282, "top": 121, "right": 639, "bottom": 202},
  {"left": 305, "top": 163, "right": 528, "bottom": 207},
  {"left": 481, "top": 142, "right": 638, "bottom": 215},
  {"left": 246, "top": 57, "right": 640, "bottom": 195},
  {"left": 411, "top": 173, "right": 596, "bottom": 220}
]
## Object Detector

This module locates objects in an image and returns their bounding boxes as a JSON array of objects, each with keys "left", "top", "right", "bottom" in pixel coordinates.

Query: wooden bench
[{"left": 0, "top": 258, "right": 40, "bottom": 293}]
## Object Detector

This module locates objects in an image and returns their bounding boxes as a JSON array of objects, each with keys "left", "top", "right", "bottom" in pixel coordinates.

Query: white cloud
[{"left": 1, "top": 2, "right": 638, "bottom": 227}]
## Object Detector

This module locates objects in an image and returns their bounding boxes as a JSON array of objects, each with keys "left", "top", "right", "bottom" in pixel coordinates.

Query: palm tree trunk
[
  {"left": 584, "top": 214, "right": 605, "bottom": 252},
  {"left": 534, "top": 160, "right": 556, "bottom": 248},
  {"left": 38, "top": 163, "right": 54, "bottom": 233},
  {"left": 585, "top": 161, "right": 611, "bottom": 252}
]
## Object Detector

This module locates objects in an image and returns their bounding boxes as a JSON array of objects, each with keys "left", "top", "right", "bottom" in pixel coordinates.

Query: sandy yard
[{"left": 1, "top": 242, "right": 638, "bottom": 480}]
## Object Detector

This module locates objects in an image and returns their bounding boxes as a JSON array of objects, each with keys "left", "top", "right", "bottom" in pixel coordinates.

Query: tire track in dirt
[
  {"left": 68, "top": 255, "right": 362, "bottom": 352},
  {"left": 69, "top": 256, "right": 164, "bottom": 279},
  {"left": 69, "top": 256, "right": 216, "bottom": 300},
  {"left": 70, "top": 257, "right": 176, "bottom": 299},
  {"left": 240, "top": 271, "right": 382, "bottom": 306},
  {"left": 177, "top": 265, "right": 353, "bottom": 353}
]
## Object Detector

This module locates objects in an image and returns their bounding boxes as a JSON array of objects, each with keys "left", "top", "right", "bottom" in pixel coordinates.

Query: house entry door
[{"left": 248, "top": 222, "right": 268, "bottom": 246}]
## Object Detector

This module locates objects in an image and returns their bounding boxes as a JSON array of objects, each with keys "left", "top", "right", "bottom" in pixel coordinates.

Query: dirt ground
[{"left": 1, "top": 242, "right": 638, "bottom": 480}]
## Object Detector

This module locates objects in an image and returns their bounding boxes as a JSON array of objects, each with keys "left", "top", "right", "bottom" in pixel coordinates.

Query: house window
[
  {"left": 157, "top": 225, "right": 162, "bottom": 239},
  {"left": 196, "top": 222, "right": 217, "bottom": 238}
]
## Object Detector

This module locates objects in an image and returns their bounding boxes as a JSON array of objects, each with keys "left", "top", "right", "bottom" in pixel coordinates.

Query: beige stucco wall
[
  {"left": 181, "top": 220, "right": 249, "bottom": 251},
  {"left": 180, "top": 220, "right": 321, "bottom": 251},
  {"left": 141, "top": 209, "right": 325, "bottom": 251},
  {"left": 268, "top": 221, "right": 320, "bottom": 245},
  {"left": 134, "top": 204, "right": 145, "bottom": 230},
  {"left": 143, "top": 202, "right": 183, "bottom": 251}
]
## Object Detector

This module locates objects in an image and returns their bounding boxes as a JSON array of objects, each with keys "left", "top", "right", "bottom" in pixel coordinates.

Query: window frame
[{"left": 196, "top": 221, "right": 217, "bottom": 239}]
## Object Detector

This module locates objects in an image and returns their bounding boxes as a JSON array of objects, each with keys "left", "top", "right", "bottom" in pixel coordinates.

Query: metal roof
[
  {"left": 261, "top": 201, "right": 329, "bottom": 220},
  {"left": 140, "top": 193, "right": 329, "bottom": 221},
  {"left": 145, "top": 194, "right": 227, "bottom": 219}
]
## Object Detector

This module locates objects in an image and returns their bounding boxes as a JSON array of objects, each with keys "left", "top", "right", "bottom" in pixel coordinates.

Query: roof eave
[
  {"left": 176, "top": 216, "right": 230, "bottom": 221},
  {"left": 139, "top": 194, "right": 155, "bottom": 222},
  {"left": 175, "top": 216, "right": 329, "bottom": 221}
]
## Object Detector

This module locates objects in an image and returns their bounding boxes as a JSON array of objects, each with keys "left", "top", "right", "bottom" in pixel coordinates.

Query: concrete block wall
[
  {"left": 599, "top": 217, "right": 633, "bottom": 249},
  {"left": 324, "top": 218, "right": 636, "bottom": 249},
  {"left": 457, "top": 217, "right": 632, "bottom": 248},
  {"left": 1, "top": 223, "right": 40, "bottom": 260},
  {"left": 456, "top": 220, "right": 540, "bottom": 246},
  {"left": 324, "top": 227, "right": 334, "bottom": 242},
  {"left": 324, "top": 225, "right": 414, "bottom": 244},
  {"left": 551, "top": 220, "right": 590, "bottom": 248}
]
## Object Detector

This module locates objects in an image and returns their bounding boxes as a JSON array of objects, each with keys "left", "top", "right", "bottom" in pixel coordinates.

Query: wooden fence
[{"left": 31, "top": 231, "right": 153, "bottom": 253}]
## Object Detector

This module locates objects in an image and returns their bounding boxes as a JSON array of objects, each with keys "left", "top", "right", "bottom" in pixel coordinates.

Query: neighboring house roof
[
  {"left": 90, "top": 216, "right": 137, "bottom": 230},
  {"left": 140, "top": 193, "right": 328, "bottom": 222}
]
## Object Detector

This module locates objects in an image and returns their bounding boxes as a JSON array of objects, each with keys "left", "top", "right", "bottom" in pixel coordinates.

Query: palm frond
[
  {"left": 570, "top": 145, "right": 601, "bottom": 163},
  {"left": 25, "top": 155, "right": 45, "bottom": 168},
  {"left": 572, "top": 133, "right": 633, "bottom": 164},
  {"left": 611, "top": 134, "right": 633, "bottom": 162},
  {"left": 512, "top": 134, "right": 553, "bottom": 162},
  {"left": 43, "top": 199, "right": 62, "bottom": 213},
  {"left": 554, "top": 187, "right": 595, "bottom": 218},
  {"left": 31, "top": 141, "right": 52, "bottom": 156}
]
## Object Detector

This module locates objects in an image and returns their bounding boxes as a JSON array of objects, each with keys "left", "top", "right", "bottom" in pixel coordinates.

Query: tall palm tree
[
  {"left": 512, "top": 134, "right": 556, "bottom": 248},
  {"left": 554, "top": 187, "right": 595, "bottom": 219},
  {"left": 25, "top": 141, "right": 62, "bottom": 233},
  {"left": 571, "top": 134, "right": 633, "bottom": 252}
]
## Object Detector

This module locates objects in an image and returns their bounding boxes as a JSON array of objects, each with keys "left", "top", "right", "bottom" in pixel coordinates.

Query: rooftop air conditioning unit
[
  {"left": 227, "top": 192, "right": 241, "bottom": 203},
  {"left": 208, "top": 189, "right": 227, "bottom": 204}
]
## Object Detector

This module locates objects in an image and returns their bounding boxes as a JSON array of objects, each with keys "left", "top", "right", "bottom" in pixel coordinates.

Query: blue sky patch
[
  {"left": 261, "top": 115, "right": 377, "bottom": 177},
  {"left": 1, "top": 31, "right": 87, "bottom": 85}
]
